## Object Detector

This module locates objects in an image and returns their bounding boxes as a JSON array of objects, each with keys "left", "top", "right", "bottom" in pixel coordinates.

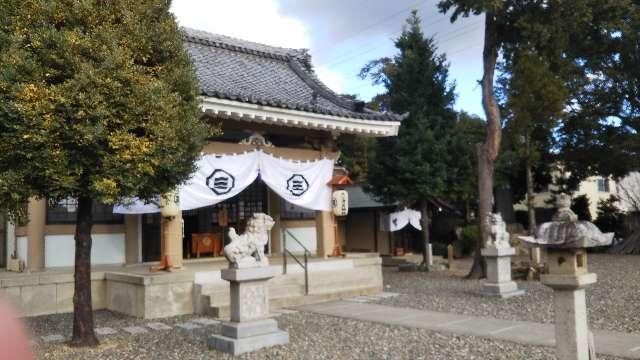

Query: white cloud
[
  {"left": 170, "top": 0, "right": 311, "bottom": 49},
  {"left": 315, "top": 66, "right": 345, "bottom": 94}
]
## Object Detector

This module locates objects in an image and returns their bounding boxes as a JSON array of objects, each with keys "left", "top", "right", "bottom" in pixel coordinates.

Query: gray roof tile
[
  {"left": 346, "top": 186, "right": 391, "bottom": 209},
  {"left": 182, "top": 28, "right": 405, "bottom": 122}
]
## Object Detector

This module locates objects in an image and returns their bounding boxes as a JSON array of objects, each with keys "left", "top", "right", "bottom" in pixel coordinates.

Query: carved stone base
[
  {"left": 209, "top": 319, "right": 289, "bottom": 355},
  {"left": 481, "top": 246, "right": 524, "bottom": 298},
  {"left": 209, "top": 267, "right": 289, "bottom": 355}
]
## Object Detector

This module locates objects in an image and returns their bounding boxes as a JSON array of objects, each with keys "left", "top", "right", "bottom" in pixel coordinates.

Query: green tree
[
  {"left": 0, "top": 0, "right": 207, "bottom": 346},
  {"left": 594, "top": 195, "right": 627, "bottom": 239},
  {"left": 500, "top": 51, "right": 567, "bottom": 235},
  {"left": 360, "top": 11, "right": 467, "bottom": 267},
  {"left": 556, "top": 2, "right": 640, "bottom": 183},
  {"left": 454, "top": 111, "right": 486, "bottom": 223}
]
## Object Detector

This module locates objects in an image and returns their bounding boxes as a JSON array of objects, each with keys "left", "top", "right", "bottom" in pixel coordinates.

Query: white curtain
[
  {"left": 259, "top": 152, "right": 333, "bottom": 212},
  {"left": 179, "top": 151, "right": 260, "bottom": 211},
  {"left": 114, "top": 150, "right": 333, "bottom": 214},
  {"left": 388, "top": 208, "right": 422, "bottom": 232}
]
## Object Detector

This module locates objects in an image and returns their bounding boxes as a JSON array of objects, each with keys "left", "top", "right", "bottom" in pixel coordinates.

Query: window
[
  {"left": 597, "top": 178, "right": 610, "bottom": 193},
  {"left": 46, "top": 198, "right": 124, "bottom": 224},
  {"left": 280, "top": 199, "right": 315, "bottom": 220}
]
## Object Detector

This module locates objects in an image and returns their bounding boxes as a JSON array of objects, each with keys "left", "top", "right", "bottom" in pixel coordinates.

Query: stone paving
[
  {"left": 176, "top": 321, "right": 203, "bottom": 330},
  {"left": 297, "top": 300, "right": 640, "bottom": 359},
  {"left": 34, "top": 317, "right": 221, "bottom": 347},
  {"left": 122, "top": 326, "right": 148, "bottom": 335},
  {"left": 146, "top": 322, "right": 173, "bottom": 331},
  {"left": 40, "top": 334, "right": 65, "bottom": 343},
  {"left": 95, "top": 327, "right": 118, "bottom": 336}
]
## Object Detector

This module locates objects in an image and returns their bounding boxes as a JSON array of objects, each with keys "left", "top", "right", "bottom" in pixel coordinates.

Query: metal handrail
[{"left": 282, "top": 228, "right": 310, "bottom": 295}]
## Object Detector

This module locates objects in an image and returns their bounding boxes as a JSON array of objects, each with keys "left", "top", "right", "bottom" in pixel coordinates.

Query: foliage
[
  {"left": 0, "top": 0, "right": 208, "bottom": 345},
  {"left": 549, "top": 1, "right": 640, "bottom": 184},
  {"left": 594, "top": 195, "right": 627, "bottom": 239},
  {"left": 571, "top": 195, "right": 592, "bottom": 222},
  {"left": 432, "top": 213, "right": 465, "bottom": 244},
  {"left": 453, "top": 112, "right": 486, "bottom": 207},
  {"left": 0, "top": 0, "right": 208, "bottom": 210},
  {"left": 497, "top": 50, "right": 566, "bottom": 207},
  {"left": 456, "top": 224, "right": 479, "bottom": 256},
  {"left": 336, "top": 135, "right": 375, "bottom": 182}
]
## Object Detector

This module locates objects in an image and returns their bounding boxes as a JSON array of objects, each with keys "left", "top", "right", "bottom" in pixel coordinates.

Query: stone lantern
[{"left": 520, "top": 194, "right": 613, "bottom": 360}]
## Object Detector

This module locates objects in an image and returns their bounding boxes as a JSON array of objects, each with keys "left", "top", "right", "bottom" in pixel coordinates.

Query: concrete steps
[
  {"left": 197, "top": 282, "right": 306, "bottom": 318},
  {"left": 204, "top": 286, "right": 381, "bottom": 319}
]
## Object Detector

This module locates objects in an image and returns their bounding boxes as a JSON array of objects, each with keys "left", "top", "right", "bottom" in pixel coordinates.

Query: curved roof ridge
[
  {"left": 182, "top": 27, "right": 310, "bottom": 65},
  {"left": 287, "top": 58, "right": 362, "bottom": 111}
]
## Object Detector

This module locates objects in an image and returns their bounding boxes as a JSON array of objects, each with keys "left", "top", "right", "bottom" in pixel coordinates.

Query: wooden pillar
[
  {"left": 26, "top": 197, "right": 46, "bottom": 270},
  {"left": 161, "top": 211, "right": 183, "bottom": 268},
  {"left": 268, "top": 190, "right": 282, "bottom": 254},
  {"left": 124, "top": 214, "right": 139, "bottom": 264},
  {"left": 315, "top": 211, "right": 335, "bottom": 258}
]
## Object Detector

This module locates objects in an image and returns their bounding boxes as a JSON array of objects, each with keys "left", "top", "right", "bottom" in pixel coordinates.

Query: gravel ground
[
  {"left": 27, "top": 310, "right": 625, "bottom": 360},
  {"left": 375, "top": 253, "right": 640, "bottom": 334}
]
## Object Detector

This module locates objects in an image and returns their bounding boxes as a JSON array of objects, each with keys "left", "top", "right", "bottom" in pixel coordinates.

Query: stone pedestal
[
  {"left": 481, "top": 247, "right": 524, "bottom": 298},
  {"left": 208, "top": 267, "right": 289, "bottom": 355},
  {"left": 541, "top": 249, "right": 596, "bottom": 360}
]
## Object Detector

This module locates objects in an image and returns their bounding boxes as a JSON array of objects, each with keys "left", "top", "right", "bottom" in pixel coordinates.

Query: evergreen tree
[
  {"left": 0, "top": 0, "right": 207, "bottom": 346},
  {"left": 360, "top": 11, "right": 466, "bottom": 267},
  {"left": 594, "top": 195, "right": 627, "bottom": 239},
  {"left": 500, "top": 51, "right": 567, "bottom": 235}
]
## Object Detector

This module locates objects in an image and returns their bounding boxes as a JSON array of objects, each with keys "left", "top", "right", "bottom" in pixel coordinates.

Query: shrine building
[{"left": 0, "top": 28, "right": 403, "bottom": 318}]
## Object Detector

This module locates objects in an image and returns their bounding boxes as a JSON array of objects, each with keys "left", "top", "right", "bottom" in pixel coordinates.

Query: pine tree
[
  {"left": 360, "top": 10, "right": 467, "bottom": 267},
  {"left": 0, "top": 0, "right": 207, "bottom": 346}
]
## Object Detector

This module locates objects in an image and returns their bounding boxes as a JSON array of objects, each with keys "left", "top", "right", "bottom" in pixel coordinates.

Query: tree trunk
[
  {"left": 467, "top": 12, "right": 501, "bottom": 279},
  {"left": 70, "top": 196, "right": 98, "bottom": 347},
  {"left": 420, "top": 201, "right": 430, "bottom": 268},
  {"left": 525, "top": 154, "right": 537, "bottom": 235}
]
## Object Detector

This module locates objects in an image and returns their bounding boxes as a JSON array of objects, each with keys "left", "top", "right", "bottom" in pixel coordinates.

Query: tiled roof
[
  {"left": 346, "top": 186, "right": 392, "bottom": 209},
  {"left": 182, "top": 28, "right": 405, "bottom": 122}
]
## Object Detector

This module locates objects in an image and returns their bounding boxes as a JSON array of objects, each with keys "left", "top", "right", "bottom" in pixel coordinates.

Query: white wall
[
  {"left": 282, "top": 227, "right": 317, "bottom": 255},
  {"left": 6, "top": 221, "right": 15, "bottom": 266},
  {"left": 16, "top": 236, "right": 27, "bottom": 267},
  {"left": 45, "top": 233, "right": 125, "bottom": 267}
]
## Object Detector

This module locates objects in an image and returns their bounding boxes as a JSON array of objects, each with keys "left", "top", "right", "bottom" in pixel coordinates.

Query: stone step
[
  {"left": 205, "top": 286, "right": 381, "bottom": 319},
  {"left": 207, "top": 283, "right": 305, "bottom": 307},
  {"left": 199, "top": 283, "right": 306, "bottom": 316}
]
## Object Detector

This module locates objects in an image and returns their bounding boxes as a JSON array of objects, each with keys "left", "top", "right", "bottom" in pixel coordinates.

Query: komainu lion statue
[
  {"left": 223, "top": 213, "right": 275, "bottom": 268},
  {"left": 486, "top": 213, "right": 510, "bottom": 249}
]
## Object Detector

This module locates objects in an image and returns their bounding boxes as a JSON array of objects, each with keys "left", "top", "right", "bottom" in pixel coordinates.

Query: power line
[
  {"left": 325, "top": 19, "right": 483, "bottom": 69},
  {"left": 334, "top": 0, "right": 431, "bottom": 43},
  {"left": 325, "top": 1, "right": 436, "bottom": 64}
]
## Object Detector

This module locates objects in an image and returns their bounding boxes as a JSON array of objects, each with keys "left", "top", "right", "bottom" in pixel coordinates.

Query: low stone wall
[
  {"left": 0, "top": 255, "right": 383, "bottom": 319},
  {"left": 0, "top": 272, "right": 107, "bottom": 316},
  {"left": 106, "top": 272, "right": 195, "bottom": 319}
]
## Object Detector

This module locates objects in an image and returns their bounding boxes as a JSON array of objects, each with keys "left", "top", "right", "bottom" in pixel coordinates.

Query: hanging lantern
[
  {"left": 160, "top": 190, "right": 179, "bottom": 218},
  {"left": 332, "top": 190, "right": 349, "bottom": 217}
]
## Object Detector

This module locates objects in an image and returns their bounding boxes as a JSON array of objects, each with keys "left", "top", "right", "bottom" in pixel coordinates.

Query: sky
[{"left": 170, "top": 0, "right": 485, "bottom": 117}]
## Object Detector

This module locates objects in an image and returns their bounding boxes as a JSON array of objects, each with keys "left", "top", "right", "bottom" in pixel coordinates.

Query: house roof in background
[{"left": 182, "top": 28, "right": 406, "bottom": 123}]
